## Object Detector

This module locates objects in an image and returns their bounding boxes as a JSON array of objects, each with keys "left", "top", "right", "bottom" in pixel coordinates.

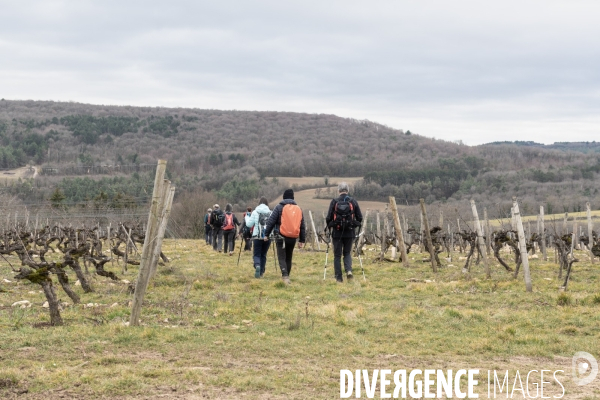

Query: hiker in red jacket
[{"left": 222, "top": 203, "right": 240, "bottom": 256}]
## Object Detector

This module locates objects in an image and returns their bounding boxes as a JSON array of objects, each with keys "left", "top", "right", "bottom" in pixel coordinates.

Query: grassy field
[{"left": 1, "top": 240, "right": 600, "bottom": 399}]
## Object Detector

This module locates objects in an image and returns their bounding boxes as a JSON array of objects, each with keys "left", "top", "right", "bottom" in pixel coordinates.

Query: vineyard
[{"left": 1, "top": 193, "right": 600, "bottom": 398}]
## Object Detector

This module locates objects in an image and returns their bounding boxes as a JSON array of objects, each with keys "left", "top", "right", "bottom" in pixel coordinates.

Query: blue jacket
[
  {"left": 245, "top": 203, "right": 272, "bottom": 238},
  {"left": 264, "top": 199, "right": 306, "bottom": 242}
]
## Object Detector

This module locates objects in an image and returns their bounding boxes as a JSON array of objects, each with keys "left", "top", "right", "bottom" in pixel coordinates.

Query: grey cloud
[{"left": 1, "top": 0, "right": 600, "bottom": 144}]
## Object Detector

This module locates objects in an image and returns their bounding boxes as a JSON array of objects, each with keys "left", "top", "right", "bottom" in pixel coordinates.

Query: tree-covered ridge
[{"left": 1, "top": 99, "right": 600, "bottom": 213}]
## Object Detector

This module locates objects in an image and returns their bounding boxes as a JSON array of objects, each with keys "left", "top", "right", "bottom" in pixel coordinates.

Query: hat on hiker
[{"left": 283, "top": 189, "right": 294, "bottom": 200}]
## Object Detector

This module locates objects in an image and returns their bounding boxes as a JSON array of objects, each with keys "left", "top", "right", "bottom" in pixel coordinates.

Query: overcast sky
[{"left": 1, "top": 0, "right": 599, "bottom": 145}]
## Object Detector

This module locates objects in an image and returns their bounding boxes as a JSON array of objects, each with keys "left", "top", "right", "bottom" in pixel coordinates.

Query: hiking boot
[
  {"left": 346, "top": 271, "right": 353, "bottom": 281},
  {"left": 254, "top": 265, "right": 261, "bottom": 279},
  {"left": 336, "top": 278, "right": 344, "bottom": 284},
  {"left": 282, "top": 276, "right": 291, "bottom": 285},
  {"left": 229, "top": 251, "right": 233, "bottom": 256}
]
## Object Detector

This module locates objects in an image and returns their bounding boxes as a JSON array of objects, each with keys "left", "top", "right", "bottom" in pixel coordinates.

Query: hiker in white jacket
[{"left": 245, "top": 197, "right": 272, "bottom": 279}]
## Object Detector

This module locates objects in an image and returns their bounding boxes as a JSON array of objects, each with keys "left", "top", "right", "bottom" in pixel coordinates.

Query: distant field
[
  {"left": 1, "top": 166, "right": 37, "bottom": 181},
  {"left": 274, "top": 176, "right": 363, "bottom": 187},
  {"left": 270, "top": 187, "right": 388, "bottom": 215},
  {"left": 270, "top": 177, "right": 387, "bottom": 214}
]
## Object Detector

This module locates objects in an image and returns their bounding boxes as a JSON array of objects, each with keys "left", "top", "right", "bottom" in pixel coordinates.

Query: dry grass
[{"left": 1, "top": 240, "right": 600, "bottom": 399}]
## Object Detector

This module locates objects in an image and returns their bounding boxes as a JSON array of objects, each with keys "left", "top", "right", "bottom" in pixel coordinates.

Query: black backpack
[
  {"left": 257, "top": 211, "right": 272, "bottom": 239},
  {"left": 331, "top": 196, "right": 355, "bottom": 231},
  {"left": 211, "top": 209, "right": 224, "bottom": 227}
]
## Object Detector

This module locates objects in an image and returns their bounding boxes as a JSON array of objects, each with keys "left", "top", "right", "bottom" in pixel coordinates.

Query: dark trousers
[
  {"left": 333, "top": 236, "right": 354, "bottom": 280},
  {"left": 275, "top": 237, "right": 296, "bottom": 277},
  {"left": 244, "top": 238, "right": 252, "bottom": 251},
  {"left": 253, "top": 239, "right": 271, "bottom": 275},
  {"left": 205, "top": 226, "right": 212, "bottom": 245},
  {"left": 212, "top": 228, "right": 223, "bottom": 251},
  {"left": 223, "top": 229, "right": 236, "bottom": 253}
]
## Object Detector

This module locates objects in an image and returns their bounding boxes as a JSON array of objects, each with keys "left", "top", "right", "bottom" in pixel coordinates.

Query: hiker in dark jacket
[
  {"left": 263, "top": 189, "right": 306, "bottom": 284},
  {"left": 222, "top": 203, "right": 241, "bottom": 256},
  {"left": 240, "top": 207, "right": 253, "bottom": 251},
  {"left": 326, "top": 182, "right": 363, "bottom": 283},
  {"left": 204, "top": 208, "right": 213, "bottom": 245},
  {"left": 211, "top": 204, "right": 224, "bottom": 252}
]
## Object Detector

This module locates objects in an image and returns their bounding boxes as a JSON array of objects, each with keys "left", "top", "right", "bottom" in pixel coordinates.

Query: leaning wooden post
[
  {"left": 470, "top": 200, "right": 490, "bottom": 279},
  {"left": 149, "top": 185, "right": 176, "bottom": 279},
  {"left": 401, "top": 212, "right": 407, "bottom": 234},
  {"left": 587, "top": 202, "right": 595, "bottom": 264},
  {"left": 420, "top": 199, "right": 437, "bottom": 272},
  {"left": 513, "top": 198, "right": 533, "bottom": 292},
  {"left": 130, "top": 160, "right": 168, "bottom": 327},
  {"left": 389, "top": 197, "right": 409, "bottom": 267},
  {"left": 540, "top": 206, "right": 547, "bottom": 261},
  {"left": 308, "top": 210, "right": 321, "bottom": 251}
]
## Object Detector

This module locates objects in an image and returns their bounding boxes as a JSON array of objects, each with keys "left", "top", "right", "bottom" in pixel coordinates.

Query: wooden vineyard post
[
  {"left": 379, "top": 213, "right": 387, "bottom": 261},
  {"left": 513, "top": 198, "right": 533, "bottom": 292},
  {"left": 439, "top": 211, "right": 443, "bottom": 228},
  {"left": 420, "top": 199, "right": 437, "bottom": 272},
  {"left": 457, "top": 218, "right": 463, "bottom": 253},
  {"left": 419, "top": 212, "right": 424, "bottom": 253},
  {"left": 401, "top": 212, "right": 407, "bottom": 234},
  {"left": 470, "top": 200, "right": 490, "bottom": 279},
  {"left": 149, "top": 186, "right": 176, "bottom": 279},
  {"left": 355, "top": 209, "right": 369, "bottom": 257},
  {"left": 511, "top": 207, "right": 516, "bottom": 231},
  {"left": 376, "top": 211, "right": 381, "bottom": 248},
  {"left": 308, "top": 210, "right": 320, "bottom": 251},
  {"left": 484, "top": 207, "right": 491, "bottom": 254},
  {"left": 130, "top": 160, "right": 168, "bottom": 327},
  {"left": 587, "top": 202, "right": 595, "bottom": 264},
  {"left": 563, "top": 213, "right": 568, "bottom": 236},
  {"left": 389, "top": 197, "right": 408, "bottom": 267},
  {"left": 540, "top": 206, "right": 547, "bottom": 261},
  {"left": 449, "top": 223, "right": 453, "bottom": 260}
]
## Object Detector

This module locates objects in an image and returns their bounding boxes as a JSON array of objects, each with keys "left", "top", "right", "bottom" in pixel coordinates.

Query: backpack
[
  {"left": 332, "top": 196, "right": 355, "bottom": 231},
  {"left": 257, "top": 210, "right": 272, "bottom": 239},
  {"left": 211, "top": 209, "right": 224, "bottom": 227},
  {"left": 241, "top": 224, "right": 253, "bottom": 239},
  {"left": 279, "top": 204, "right": 302, "bottom": 238},
  {"left": 222, "top": 213, "right": 235, "bottom": 231}
]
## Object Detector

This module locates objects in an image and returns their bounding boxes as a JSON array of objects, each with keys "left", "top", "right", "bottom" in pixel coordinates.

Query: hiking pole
[
  {"left": 236, "top": 235, "right": 244, "bottom": 267},
  {"left": 354, "top": 230, "right": 366, "bottom": 281},
  {"left": 321, "top": 230, "right": 331, "bottom": 280},
  {"left": 272, "top": 238, "right": 278, "bottom": 272}
]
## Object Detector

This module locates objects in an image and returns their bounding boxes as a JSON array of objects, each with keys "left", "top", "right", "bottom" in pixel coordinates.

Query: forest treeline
[{"left": 1, "top": 99, "right": 600, "bottom": 225}]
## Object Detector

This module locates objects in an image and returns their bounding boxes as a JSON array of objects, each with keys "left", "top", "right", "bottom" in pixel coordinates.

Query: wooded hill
[{"left": 1, "top": 99, "right": 600, "bottom": 218}]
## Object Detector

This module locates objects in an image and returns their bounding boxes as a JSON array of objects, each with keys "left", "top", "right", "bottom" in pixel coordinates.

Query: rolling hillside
[{"left": 1, "top": 99, "right": 600, "bottom": 225}]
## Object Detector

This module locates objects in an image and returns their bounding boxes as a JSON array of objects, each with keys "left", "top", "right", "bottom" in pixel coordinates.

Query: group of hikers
[{"left": 203, "top": 183, "right": 363, "bottom": 284}]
